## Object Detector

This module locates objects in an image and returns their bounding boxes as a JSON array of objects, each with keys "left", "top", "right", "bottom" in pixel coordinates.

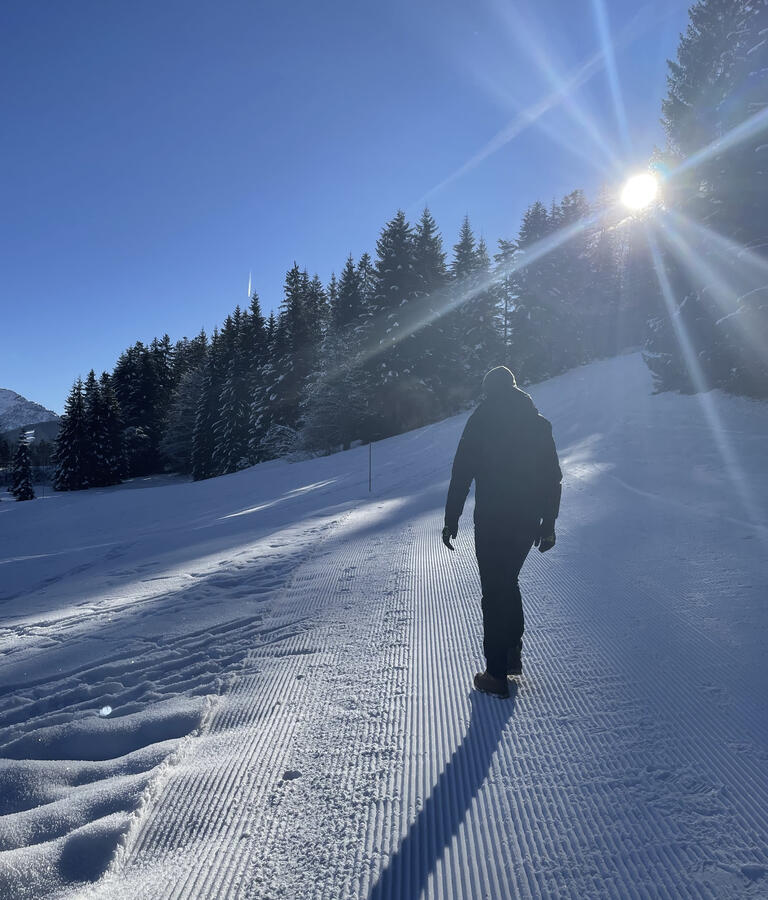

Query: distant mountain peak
[{"left": 0, "top": 388, "right": 59, "bottom": 435}]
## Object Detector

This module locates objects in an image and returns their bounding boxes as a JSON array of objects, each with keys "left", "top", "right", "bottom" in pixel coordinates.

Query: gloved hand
[
  {"left": 442, "top": 523, "right": 457, "bottom": 551},
  {"left": 534, "top": 520, "right": 556, "bottom": 553}
]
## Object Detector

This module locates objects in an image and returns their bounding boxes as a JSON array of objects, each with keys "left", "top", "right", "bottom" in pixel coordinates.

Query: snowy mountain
[
  {"left": 0, "top": 388, "right": 59, "bottom": 435},
  {"left": 0, "top": 353, "right": 766, "bottom": 899}
]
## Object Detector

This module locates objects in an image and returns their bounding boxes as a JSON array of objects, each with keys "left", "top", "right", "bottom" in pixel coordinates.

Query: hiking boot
[{"left": 474, "top": 670, "right": 509, "bottom": 698}]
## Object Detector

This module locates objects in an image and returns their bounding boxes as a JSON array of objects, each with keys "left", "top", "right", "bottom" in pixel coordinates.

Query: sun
[{"left": 620, "top": 173, "right": 659, "bottom": 210}]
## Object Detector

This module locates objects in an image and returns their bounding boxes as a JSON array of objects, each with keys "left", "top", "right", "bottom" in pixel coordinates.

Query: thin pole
[{"left": 368, "top": 442, "right": 372, "bottom": 493}]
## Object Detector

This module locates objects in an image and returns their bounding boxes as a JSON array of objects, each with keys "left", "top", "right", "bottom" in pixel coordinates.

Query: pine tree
[
  {"left": 305, "top": 273, "right": 329, "bottom": 347},
  {"left": 581, "top": 187, "right": 623, "bottom": 359},
  {"left": 449, "top": 217, "right": 501, "bottom": 396},
  {"left": 172, "top": 330, "right": 208, "bottom": 384},
  {"left": 54, "top": 379, "right": 88, "bottom": 491},
  {"left": 242, "top": 294, "right": 267, "bottom": 367},
  {"left": 99, "top": 372, "right": 124, "bottom": 482},
  {"left": 151, "top": 334, "right": 175, "bottom": 406},
  {"left": 494, "top": 237, "right": 517, "bottom": 367},
  {"left": 357, "top": 252, "right": 376, "bottom": 310},
  {"left": 452, "top": 215, "right": 477, "bottom": 274},
  {"left": 161, "top": 366, "right": 204, "bottom": 474},
  {"left": 662, "top": 0, "right": 744, "bottom": 158},
  {"left": 300, "top": 334, "right": 372, "bottom": 453},
  {"left": 112, "top": 340, "right": 168, "bottom": 475},
  {"left": 83, "top": 369, "right": 112, "bottom": 487},
  {"left": 466, "top": 234, "right": 502, "bottom": 384},
  {"left": 250, "top": 313, "right": 286, "bottom": 461},
  {"left": 507, "top": 201, "right": 560, "bottom": 383},
  {"left": 334, "top": 256, "right": 364, "bottom": 332},
  {"left": 301, "top": 254, "right": 376, "bottom": 452},
  {"left": 270, "top": 269, "right": 300, "bottom": 433},
  {"left": 11, "top": 433, "right": 35, "bottom": 501},
  {"left": 191, "top": 330, "right": 224, "bottom": 480},
  {"left": 551, "top": 190, "right": 591, "bottom": 367},
  {"left": 370, "top": 211, "right": 418, "bottom": 362},
  {"left": 213, "top": 318, "right": 252, "bottom": 474},
  {"left": 327, "top": 272, "right": 338, "bottom": 323},
  {"left": 257, "top": 264, "right": 326, "bottom": 449},
  {"left": 362, "top": 210, "right": 425, "bottom": 434},
  {"left": 412, "top": 208, "right": 450, "bottom": 408}
]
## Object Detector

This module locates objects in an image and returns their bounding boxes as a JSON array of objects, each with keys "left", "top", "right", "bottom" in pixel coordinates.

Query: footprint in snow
[{"left": 282, "top": 770, "right": 302, "bottom": 781}]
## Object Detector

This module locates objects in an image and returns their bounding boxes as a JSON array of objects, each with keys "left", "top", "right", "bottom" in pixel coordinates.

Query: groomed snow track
[
  {"left": 100, "top": 378, "right": 766, "bottom": 897},
  {"left": 101, "top": 511, "right": 768, "bottom": 899}
]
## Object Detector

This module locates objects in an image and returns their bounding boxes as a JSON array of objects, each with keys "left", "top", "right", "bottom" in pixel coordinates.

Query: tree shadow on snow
[{"left": 369, "top": 685, "right": 518, "bottom": 900}]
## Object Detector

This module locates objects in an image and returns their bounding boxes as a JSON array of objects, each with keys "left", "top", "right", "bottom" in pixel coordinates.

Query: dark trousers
[{"left": 474, "top": 524, "right": 535, "bottom": 679}]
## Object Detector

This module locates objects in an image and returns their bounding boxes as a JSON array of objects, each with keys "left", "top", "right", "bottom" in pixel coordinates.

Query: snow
[
  {"left": 1, "top": 352, "right": 767, "bottom": 898},
  {"left": 715, "top": 308, "right": 743, "bottom": 326}
]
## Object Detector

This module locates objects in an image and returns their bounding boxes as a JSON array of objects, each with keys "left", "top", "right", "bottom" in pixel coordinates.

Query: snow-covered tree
[
  {"left": 249, "top": 313, "right": 286, "bottom": 462},
  {"left": 112, "top": 341, "right": 168, "bottom": 475},
  {"left": 213, "top": 314, "right": 252, "bottom": 475},
  {"left": 411, "top": 208, "right": 450, "bottom": 408},
  {"left": 191, "top": 329, "right": 224, "bottom": 480},
  {"left": 83, "top": 369, "right": 115, "bottom": 487},
  {"left": 161, "top": 366, "right": 204, "bottom": 474},
  {"left": 506, "top": 201, "right": 562, "bottom": 383},
  {"left": 300, "top": 258, "right": 376, "bottom": 452},
  {"left": 357, "top": 252, "right": 376, "bottom": 311},
  {"left": 99, "top": 372, "right": 124, "bottom": 482},
  {"left": 299, "top": 341, "right": 371, "bottom": 453},
  {"left": 360, "top": 211, "right": 428, "bottom": 434},
  {"left": 260, "top": 265, "right": 322, "bottom": 439},
  {"left": 172, "top": 330, "right": 208, "bottom": 384},
  {"left": 11, "top": 433, "right": 35, "bottom": 501},
  {"left": 54, "top": 378, "right": 88, "bottom": 491},
  {"left": 334, "top": 255, "right": 364, "bottom": 332},
  {"left": 448, "top": 218, "right": 502, "bottom": 395}
]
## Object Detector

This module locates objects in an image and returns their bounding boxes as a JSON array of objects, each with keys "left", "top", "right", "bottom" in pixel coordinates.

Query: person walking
[{"left": 443, "top": 366, "right": 562, "bottom": 698}]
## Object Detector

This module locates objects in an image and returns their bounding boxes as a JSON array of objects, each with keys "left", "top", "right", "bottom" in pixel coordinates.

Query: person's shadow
[{"left": 369, "top": 683, "right": 518, "bottom": 900}]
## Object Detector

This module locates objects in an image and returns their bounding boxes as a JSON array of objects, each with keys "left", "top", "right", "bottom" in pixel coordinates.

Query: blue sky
[{"left": 2, "top": 0, "right": 690, "bottom": 413}]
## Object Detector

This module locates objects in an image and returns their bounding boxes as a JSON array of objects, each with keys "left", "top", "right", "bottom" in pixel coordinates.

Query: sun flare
[{"left": 620, "top": 172, "right": 659, "bottom": 210}]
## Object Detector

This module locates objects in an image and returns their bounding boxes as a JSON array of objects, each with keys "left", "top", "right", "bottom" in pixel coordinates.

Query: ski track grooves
[{"left": 98, "top": 496, "right": 767, "bottom": 898}]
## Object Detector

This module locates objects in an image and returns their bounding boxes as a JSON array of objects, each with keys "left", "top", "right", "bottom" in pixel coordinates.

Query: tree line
[{"left": 52, "top": 196, "right": 654, "bottom": 489}]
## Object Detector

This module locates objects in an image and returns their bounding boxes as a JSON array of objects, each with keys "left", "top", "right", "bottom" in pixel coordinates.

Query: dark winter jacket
[{"left": 444, "top": 387, "right": 562, "bottom": 534}]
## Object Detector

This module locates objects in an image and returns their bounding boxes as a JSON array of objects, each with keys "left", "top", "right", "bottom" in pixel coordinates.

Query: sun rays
[
  {"left": 360, "top": 0, "right": 768, "bottom": 535},
  {"left": 590, "top": 0, "right": 632, "bottom": 158},
  {"left": 645, "top": 230, "right": 766, "bottom": 534},
  {"left": 416, "top": 1, "right": 667, "bottom": 210},
  {"left": 352, "top": 212, "right": 598, "bottom": 375},
  {"left": 674, "top": 105, "right": 768, "bottom": 178},
  {"left": 415, "top": 47, "right": 609, "bottom": 207}
]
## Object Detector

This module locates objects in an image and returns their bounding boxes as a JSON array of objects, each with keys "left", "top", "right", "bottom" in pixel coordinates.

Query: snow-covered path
[{"left": 2, "top": 354, "right": 767, "bottom": 898}]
